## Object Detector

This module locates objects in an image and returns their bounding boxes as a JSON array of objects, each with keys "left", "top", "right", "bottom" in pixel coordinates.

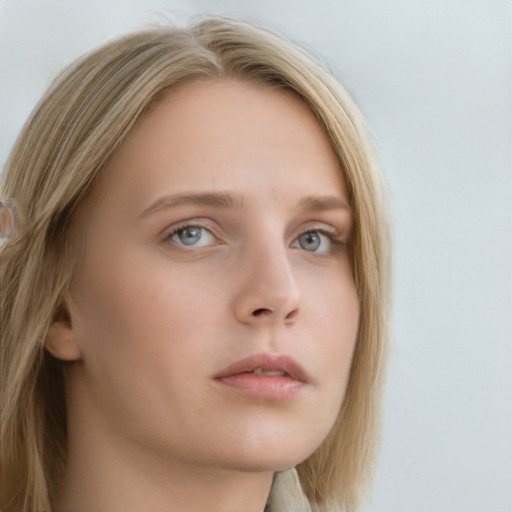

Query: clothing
[{"left": 266, "top": 468, "right": 312, "bottom": 512}]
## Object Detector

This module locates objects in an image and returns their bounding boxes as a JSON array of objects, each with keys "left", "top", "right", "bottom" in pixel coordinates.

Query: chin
[
  {"left": 215, "top": 402, "right": 342, "bottom": 472},
  {"left": 215, "top": 426, "right": 329, "bottom": 473}
]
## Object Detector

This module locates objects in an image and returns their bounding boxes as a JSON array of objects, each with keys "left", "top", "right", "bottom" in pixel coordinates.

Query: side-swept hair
[{"left": 0, "top": 17, "right": 391, "bottom": 512}]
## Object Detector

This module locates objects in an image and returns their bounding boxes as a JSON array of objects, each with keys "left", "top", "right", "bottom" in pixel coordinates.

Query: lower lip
[{"left": 215, "top": 373, "right": 305, "bottom": 400}]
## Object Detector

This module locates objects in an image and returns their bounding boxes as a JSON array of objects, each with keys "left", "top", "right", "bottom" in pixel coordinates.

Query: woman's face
[{"left": 62, "top": 80, "right": 359, "bottom": 472}]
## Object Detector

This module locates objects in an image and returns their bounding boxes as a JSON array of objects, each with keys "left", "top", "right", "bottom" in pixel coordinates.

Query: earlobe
[{"left": 45, "top": 302, "right": 82, "bottom": 361}]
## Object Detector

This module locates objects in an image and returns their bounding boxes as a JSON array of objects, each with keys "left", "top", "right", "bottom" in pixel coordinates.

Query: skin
[
  {"left": 0, "top": 202, "right": 15, "bottom": 239},
  {"left": 48, "top": 80, "right": 360, "bottom": 512}
]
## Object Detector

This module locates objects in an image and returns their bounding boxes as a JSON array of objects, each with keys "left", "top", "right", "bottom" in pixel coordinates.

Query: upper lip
[{"left": 214, "top": 352, "right": 310, "bottom": 383}]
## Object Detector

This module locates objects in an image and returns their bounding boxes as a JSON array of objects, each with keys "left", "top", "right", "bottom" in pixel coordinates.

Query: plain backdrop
[{"left": 1, "top": 1, "right": 511, "bottom": 511}]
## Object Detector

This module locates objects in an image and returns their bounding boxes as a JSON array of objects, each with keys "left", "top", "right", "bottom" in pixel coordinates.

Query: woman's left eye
[
  {"left": 293, "top": 230, "right": 333, "bottom": 254},
  {"left": 166, "top": 225, "right": 216, "bottom": 248}
]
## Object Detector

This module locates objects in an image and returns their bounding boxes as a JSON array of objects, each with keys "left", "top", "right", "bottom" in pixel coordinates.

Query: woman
[{"left": 0, "top": 17, "right": 391, "bottom": 512}]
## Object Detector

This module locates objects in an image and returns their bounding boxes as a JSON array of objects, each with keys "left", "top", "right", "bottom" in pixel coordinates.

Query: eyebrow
[
  {"left": 139, "top": 191, "right": 350, "bottom": 218},
  {"left": 296, "top": 195, "right": 350, "bottom": 214},
  {"left": 139, "top": 192, "right": 245, "bottom": 218}
]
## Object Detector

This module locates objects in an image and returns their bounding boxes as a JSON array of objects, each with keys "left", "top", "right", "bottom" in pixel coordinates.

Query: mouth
[
  {"left": 213, "top": 353, "right": 309, "bottom": 401},
  {"left": 244, "top": 368, "right": 288, "bottom": 376},
  {"left": 214, "top": 352, "right": 309, "bottom": 382}
]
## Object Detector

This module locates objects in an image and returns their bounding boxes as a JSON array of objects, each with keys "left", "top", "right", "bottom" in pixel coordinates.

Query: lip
[
  {"left": 213, "top": 352, "right": 310, "bottom": 401},
  {"left": 214, "top": 352, "right": 310, "bottom": 383}
]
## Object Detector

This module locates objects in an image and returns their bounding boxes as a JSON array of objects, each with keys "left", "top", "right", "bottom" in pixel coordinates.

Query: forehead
[{"left": 94, "top": 79, "right": 348, "bottom": 214}]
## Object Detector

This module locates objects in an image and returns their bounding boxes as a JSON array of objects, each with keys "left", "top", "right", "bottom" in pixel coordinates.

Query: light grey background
[{"left": 1, "top": 1, "right": 511, "bottom": 511}]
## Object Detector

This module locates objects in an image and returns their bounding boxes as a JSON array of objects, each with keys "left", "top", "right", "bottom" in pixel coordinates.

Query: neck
[
  {"left": 54, "top": 433, "right": 273, "bottom": 512},
  {"left": 54, "top": 380, "right": 273, "bottom": 512}
]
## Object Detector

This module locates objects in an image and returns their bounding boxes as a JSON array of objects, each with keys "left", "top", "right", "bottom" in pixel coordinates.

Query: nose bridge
[{"left": 234, "top": 226, "right": 300, "bottom": 323}]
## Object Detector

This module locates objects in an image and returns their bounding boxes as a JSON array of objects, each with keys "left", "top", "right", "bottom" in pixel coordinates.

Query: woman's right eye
[{"left": 166, "top": 225, "right": 216, "bottom": 248}]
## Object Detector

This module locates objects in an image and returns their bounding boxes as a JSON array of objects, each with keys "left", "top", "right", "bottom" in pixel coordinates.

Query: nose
[{"left": 233, "top": 237, "right": 301, "bottom": 326}]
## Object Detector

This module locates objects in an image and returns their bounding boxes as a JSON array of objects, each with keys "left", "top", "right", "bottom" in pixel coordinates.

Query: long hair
[{"left": 0, "top": 17, "right": 391, "bottom": 512}]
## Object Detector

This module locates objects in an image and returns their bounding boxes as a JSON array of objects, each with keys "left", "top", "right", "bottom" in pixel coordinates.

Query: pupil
[
  {"left": 179, "top": 227, "right": 201, "bottom": 245},
  {"left": 299, "top": 232, "right": 320, "bottom": 251}
]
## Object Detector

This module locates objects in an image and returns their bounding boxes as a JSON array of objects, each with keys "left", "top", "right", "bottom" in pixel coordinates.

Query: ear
[{"left": 45, "top": 301, "right": 82, "bottom": 361}]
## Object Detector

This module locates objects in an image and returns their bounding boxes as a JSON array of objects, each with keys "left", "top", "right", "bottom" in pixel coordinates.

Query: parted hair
[{"left": 0, "top": 16, "right": 391, "bottom": 512}]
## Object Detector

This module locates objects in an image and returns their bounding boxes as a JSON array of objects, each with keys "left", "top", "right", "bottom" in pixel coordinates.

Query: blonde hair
[{"left": 0, "top": 17, "right": 391, "bottom": 512}]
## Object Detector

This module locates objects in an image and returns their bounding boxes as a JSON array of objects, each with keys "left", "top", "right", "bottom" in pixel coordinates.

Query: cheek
[
  {"left": 73, "top": 248, "right": 221, "bottom": 373},
  {"left": 332, "top": 278, "right": 359, "bottom": 372},
  {"left": 307, "top": 270, "right": 359, "bottom": 406},
  {"left": 70, "top": 253, "right": 217, "bottom": 426}
]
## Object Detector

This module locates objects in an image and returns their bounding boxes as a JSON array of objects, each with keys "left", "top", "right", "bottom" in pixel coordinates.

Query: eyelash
[
  {"left": 163, "top": 223, "right": 218, "bottom": 248},
  {"left": 162, "top": 223, "right": 346, "bottom": 255},
  {"left": 293, "top": 228, "right": 346, "bottom": 255}
]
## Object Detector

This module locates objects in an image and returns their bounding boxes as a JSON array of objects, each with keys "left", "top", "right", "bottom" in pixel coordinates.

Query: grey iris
[
  {"left": 178, "top": 227, "right": 202, "bottom": 246},
  {"left": 298, "top": 231, "right": 320, "bottom": 251}
]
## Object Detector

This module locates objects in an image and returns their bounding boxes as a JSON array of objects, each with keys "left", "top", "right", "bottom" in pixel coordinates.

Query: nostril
[
  {"left": 285, "top": 309, "right": 299, "bottom": 321},
  {"left": 251, "top": 308, "right": 299, "bottom": 320},
  {"left": 252, "top": 308, "right": 272, "bottom": 317}
]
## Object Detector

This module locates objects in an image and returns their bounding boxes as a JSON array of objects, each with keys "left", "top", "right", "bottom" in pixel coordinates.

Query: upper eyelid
[
  {"left": 163, "top": 218, "right": 217, "bottom": 236},
  {"left": 293, "top": 223, "right": 341, "bottom": 239},
  {"left": 163, "top": 224, "right": 220, "bottom": 251},
  {"left": 295, "top": 225, "right": 350, "bottom": 248},
  {"left": 293, "top": 227, "right": 338, "bottom": 242},
  {"left": 291, "top": 229, "right": 345, "bottom": 257},
  {"left": 161, "top": 221, "right": 216, "bottom": 244}
]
